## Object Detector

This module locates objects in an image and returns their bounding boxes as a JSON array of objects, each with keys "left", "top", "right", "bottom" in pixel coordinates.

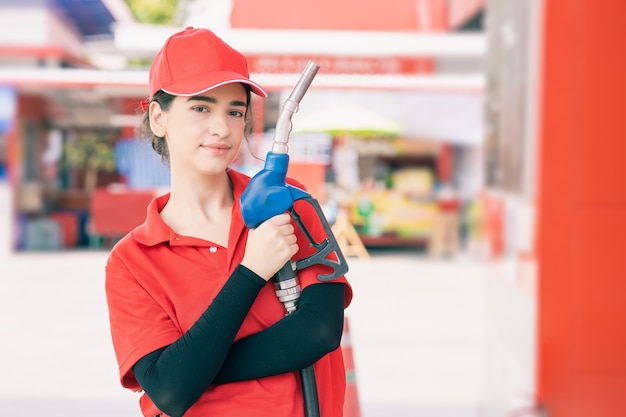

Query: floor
[{"left": 0, "top": 248, "right": 487, "bottom": 417}]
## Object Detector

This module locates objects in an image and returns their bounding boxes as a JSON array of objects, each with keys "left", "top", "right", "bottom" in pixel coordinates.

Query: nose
[{"left": 208, "top": 113, "right": 230, "bottom": 138}]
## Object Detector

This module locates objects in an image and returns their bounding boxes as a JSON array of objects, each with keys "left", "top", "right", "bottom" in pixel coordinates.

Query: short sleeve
[{"left": 105, "top": 253, "right": 182, "bottom": 390}]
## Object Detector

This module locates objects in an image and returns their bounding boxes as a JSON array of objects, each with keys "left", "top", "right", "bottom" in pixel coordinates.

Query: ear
[{"left": 149, "top": 101, "right": 167, "bottom": 137}]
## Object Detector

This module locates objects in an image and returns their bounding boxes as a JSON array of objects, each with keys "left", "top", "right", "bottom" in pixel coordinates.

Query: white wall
[
  {"left": 0, "top": 6, "right": 83, "bottom": 60},
  {"left": 0, "top": 181, "right": 13, "bottom": 257}
]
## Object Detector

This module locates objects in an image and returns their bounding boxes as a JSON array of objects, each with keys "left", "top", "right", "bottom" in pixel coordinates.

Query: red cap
[{"left": 144, "top": 27, "right": 267, "bottom": 109}]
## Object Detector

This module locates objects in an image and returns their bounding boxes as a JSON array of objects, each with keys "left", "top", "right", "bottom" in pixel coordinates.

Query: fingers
[
  {"left": 270, "top": 214, "right": 298, "bottom": 255},
  {"left": 266, "top": 213, "right": 299, "bottom": 257},
  {"left": 267, "top": 212, "right": 292, "bottom": 227},
  {"left": 241, "top": 213, "right": 300, "bottom": 281}
]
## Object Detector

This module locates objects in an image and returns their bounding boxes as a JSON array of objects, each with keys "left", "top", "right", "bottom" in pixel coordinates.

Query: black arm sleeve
[
  {"left": 212, "top": 282, "right": 346, "bottom": 384},
  {"left": 131, "top": 264, "right": 266, "bottom": 417}
]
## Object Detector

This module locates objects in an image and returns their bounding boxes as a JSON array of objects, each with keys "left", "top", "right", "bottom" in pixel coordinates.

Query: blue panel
[
  {"left": 53, "top": 0, "right": 116, "bottom": 36},
  {"left": 0, "top": 85, "right": 16, "bottom": 134}
]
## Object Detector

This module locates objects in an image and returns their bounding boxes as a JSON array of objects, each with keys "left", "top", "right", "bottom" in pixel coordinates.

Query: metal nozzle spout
[{"left": 272, "top": 61, "right": 320, "bottom": 154}]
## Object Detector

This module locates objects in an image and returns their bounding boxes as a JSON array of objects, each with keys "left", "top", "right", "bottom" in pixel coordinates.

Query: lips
[
  {"left": 201, "top": 142, "right": 231, "bottom": 155},
  {"left": 202, "top": 143, "right": 230, "bottom": 150}
]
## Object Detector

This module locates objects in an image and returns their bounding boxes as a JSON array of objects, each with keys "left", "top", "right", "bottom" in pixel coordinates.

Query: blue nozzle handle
[{"left": 241, "top": 152, "right": 310, "bottom": 228}]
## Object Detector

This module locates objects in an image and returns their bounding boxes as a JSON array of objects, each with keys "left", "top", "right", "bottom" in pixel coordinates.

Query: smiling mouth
[
  {"left": 202, "top": 143, "right": 230, "bottom": 150},
  {"left": 201, "top": 144, "right": 231, "bottom": 155},
  {"left": 201, "top": 143, "right": 230, "bottom": 149}
]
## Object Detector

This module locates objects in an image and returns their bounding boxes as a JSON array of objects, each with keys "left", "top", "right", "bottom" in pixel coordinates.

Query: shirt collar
[{"left": 132, "top": 169, "right": 251, "bottom": 247}]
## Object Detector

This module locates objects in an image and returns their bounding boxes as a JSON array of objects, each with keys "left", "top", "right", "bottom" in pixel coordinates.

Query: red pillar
[{"left": 536, "top": 1, "right": 626, "bottom": 416}]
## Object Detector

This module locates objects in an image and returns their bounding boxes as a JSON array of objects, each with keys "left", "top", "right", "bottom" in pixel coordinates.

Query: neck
[{"left": 166, "top": 170, "right": 234, "bottom": 221}]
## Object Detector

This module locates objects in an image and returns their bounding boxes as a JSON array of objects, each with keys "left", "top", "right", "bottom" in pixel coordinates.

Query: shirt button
[
  {"left": 209, "top": 246, "right": 217, "bottom": 253},
  {"left": 175, "top": 237, "right": 180, "bottom": 241}
]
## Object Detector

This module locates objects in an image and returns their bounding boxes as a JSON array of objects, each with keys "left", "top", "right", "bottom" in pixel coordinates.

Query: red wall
[
  {"left": 537, "top": 1, "right": 626, "bottom": 415},
  {"left": 230, "top": 0, "right": 450, "bottom": 31}
]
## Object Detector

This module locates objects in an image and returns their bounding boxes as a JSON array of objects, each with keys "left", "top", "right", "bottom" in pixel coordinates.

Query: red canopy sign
[{"left": 246, "top": 55, "right": 435, "bottom": 75}]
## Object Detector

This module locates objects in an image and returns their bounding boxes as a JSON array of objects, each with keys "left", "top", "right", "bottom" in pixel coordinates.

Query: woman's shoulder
[
  {"left": 285, "top": 176, "right": 307, "bottom": 191},
  {"left": 227, "top": 168, "right": 251, "bottom": 183},
  {"left": 106, "top": 231, "right": 142, "bottom": 268}
]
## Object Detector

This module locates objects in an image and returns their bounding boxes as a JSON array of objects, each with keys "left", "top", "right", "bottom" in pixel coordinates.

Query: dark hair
[{"left": 136, "top": 85, "right": 254, "bottom": 165}]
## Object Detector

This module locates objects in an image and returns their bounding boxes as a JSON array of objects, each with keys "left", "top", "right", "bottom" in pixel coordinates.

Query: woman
[{"left": 105, "top": 27, "right": 352, "bottom": 417}]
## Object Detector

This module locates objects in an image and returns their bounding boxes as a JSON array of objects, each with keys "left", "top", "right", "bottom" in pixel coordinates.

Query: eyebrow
[{"left": 186, "top": 95, "right": 247, "bottom": 107}]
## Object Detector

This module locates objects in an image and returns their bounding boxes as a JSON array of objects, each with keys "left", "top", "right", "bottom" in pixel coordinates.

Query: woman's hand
[{"left": 241, "top": 213, "right": 299, "bottom": 281}]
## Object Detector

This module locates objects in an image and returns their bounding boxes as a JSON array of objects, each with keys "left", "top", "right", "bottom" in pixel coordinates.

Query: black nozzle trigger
[{"left": 290, "top": 197, "right": 349, "bottom": 281}]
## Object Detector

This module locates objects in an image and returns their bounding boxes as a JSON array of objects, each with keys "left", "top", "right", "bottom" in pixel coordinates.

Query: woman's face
[{"left": 150, "top": 83, "right": 248, "bottom": 177}]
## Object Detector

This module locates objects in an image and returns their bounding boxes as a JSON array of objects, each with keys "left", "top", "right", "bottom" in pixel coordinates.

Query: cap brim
[{"left": 161, "top": 70, "right": 268, "bottom": 98}]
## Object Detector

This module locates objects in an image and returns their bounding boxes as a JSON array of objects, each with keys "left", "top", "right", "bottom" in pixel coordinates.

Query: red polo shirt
[{"left": 105, "top": 169, "right": 352, "bottom": 417}]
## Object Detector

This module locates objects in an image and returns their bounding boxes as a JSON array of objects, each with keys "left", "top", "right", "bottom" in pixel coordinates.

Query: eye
[
  {"left": 192, "top": 106, "right": 208, "bottom": 113},
  {"left": 229, "top": 109, "right": 245, "bottom": 117}
]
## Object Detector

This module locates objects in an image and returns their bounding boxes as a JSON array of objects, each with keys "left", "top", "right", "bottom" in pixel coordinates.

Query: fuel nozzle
[
  {"left": 274, "top": 262, "right": 301, "bottom": 314},
  {"left": 272, "top": 61, "right": 320, "bottom": 154},
  {"left": 240, "top": 61, "right": 320, "bottom": 229}
]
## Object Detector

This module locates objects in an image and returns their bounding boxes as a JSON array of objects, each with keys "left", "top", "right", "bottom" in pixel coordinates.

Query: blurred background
[{"left": 0, "top": 1, "right": 624, "bottom": 417}]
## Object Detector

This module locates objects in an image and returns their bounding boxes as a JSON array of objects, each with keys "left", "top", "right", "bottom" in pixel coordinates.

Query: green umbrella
[{"left": 292, "top": 102, "right": 404, "bottom": 137}]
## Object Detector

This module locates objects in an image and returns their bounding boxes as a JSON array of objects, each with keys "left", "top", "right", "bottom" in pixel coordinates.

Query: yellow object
[
  {"left": 350, "top": 190, "right": 437, "bottom": 238},
  {"left": 391, "top": 168, "right": 434, "bottom": 197}
]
